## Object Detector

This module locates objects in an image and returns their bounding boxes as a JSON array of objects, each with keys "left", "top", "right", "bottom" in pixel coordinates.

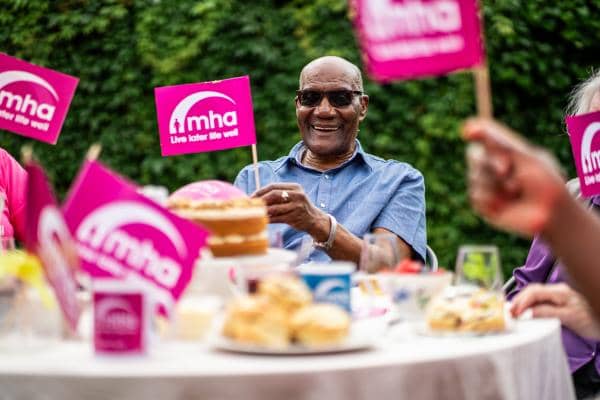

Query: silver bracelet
[{"left": 314, "top": 214, "right": 337, "bottom": 251}]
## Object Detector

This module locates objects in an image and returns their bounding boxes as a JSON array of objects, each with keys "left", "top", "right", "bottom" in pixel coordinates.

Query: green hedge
[{"left": 1, "top": 0, "right": 599, "bottom": 276}]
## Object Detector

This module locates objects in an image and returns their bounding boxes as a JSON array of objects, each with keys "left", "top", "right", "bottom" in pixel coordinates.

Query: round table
[{"left": 0, "top": 319, "right": 575, "bottom": 400}]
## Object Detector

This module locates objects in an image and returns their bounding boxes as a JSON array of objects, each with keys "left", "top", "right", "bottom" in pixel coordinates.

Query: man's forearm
[
  {"left": 325, "top": 224, "right": 363, "bottom": 265},
  {"left": 541, "top": 188, "right": 600, "bottom": 319},
  {"left": 307, "top": 213, "right": 363, "bottom": 265}
]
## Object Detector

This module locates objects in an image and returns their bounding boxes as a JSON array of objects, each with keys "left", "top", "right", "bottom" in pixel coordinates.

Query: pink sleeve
[{"left": 0, "top": 148, "right": 28, "bottom": 241}]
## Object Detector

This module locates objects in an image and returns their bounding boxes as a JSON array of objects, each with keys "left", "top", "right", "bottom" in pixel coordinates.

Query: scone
[
  {"left": 459, "top": 290, "right": 505, "bottom": 332},
  {"left": 290, "top": 304, "right": 351, "bottom": 347},
  {"left": 167, "top": 181, "right": 269, "bottom": 257},
  {"left": 426, "top": 287, "right": 505, "bottom": 333},
  {"left": 222, "top": 295, "right": 289, "bottom": 348},
  {"left": 258, "top": 275, "right": 313, "bottom": 314}
]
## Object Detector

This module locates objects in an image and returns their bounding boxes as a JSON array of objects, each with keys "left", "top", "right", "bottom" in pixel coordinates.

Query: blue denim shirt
[{"left": 234, "top": 140, "right": 427, "bottom": 263}]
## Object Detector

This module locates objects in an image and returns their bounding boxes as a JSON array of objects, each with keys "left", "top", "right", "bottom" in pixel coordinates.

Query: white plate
[
  {"left": 413, "top": 317, "right": 515, "bottom": 338},
  {"left": 414, "top": 322, "right": 514, "bottom": 338},
  {"left": 212, "top": 318, "right": 381, "bottom": 355},
  {"left": 213, "top": 336, "right": 372, "bottom": 356},
  {"left": 412, "top": 301, "right": 517, "bottom": 338}
]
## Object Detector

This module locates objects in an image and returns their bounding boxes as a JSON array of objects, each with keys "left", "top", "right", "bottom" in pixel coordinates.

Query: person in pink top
[{"left": 0, "top": 147, "right": 27, "bottom": 242}]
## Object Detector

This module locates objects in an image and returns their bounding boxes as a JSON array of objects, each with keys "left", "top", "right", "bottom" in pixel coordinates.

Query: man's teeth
[{"left": 313, "top": 126, "right": 339, "bottom": 131}]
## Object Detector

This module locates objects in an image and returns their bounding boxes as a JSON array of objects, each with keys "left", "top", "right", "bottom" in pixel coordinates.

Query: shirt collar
[{"left": 285, "top": 139, "right": 369, "bottom": 171}]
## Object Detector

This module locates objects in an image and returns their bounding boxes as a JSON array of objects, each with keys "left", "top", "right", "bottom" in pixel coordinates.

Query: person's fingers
[
  {"left": 257, "top": 189, "right": 297, "bottom": 206},
  {"left": 467, "top": 157, "right": 515, "bottom": 217},
  {"left": 511, "top": 284, "right": 570, "bottom": 316},
  {"left": 266, "top": 202, "right": 296, "bottom": 218},
  {"left": 267, "top": 208, "right": 298, "bottom": 224},
  {"left": 468, "top": 157, "right": 503, "bottom": 191},
  {"left": 463, "top": 118, "right": 530, "bottom": 156},
  {"left": 461, "top": 118, "right": 485, "bottom": 140},
  {"left": 529, "top": 304, "right": 566, "bottom": 320},
  {"left": 501, "top": 174, "right": 522, "bottom": 198},
  {"left": 251, "top": 183, "right": 302, "bottom": 197}
]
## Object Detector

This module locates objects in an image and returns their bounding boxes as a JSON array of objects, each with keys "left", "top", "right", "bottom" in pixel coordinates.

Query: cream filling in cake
[
  {"left": 174, "top": 207, "right": 266, "bottom": 220},
  {"left": 207, "top": 232, "right": 268, "bottom": 245}
]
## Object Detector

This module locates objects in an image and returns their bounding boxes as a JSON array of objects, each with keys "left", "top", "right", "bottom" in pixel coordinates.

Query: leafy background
[{"left": 1, "top": 0, "right": 599, "bottom": 277}]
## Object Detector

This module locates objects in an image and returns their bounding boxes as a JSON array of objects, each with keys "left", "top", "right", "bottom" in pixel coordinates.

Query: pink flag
[
  {"left": 566, "top": 111, "right": 600, "bottom": 197},
  {"left": 154, "top": 75, "right": 257, "bottom": 156},
  {"left": 24, "top": 160, "right": 81, "bottom": 331},
  {"left": 352, "top": 0, "right": 484, "bottom": 82},
  {"left": 0, "top": 53, "right": 79, "bottom": 144},
  {"left": 63, "top": 160, "right": 209, "bottom": 313}
]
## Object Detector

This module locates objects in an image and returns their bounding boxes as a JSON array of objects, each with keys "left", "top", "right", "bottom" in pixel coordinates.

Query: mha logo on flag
[
  {"left": 0, "top": 53, "right": 78, "bottom": 144},
  {"left": 566, "top": 111, "right": 600, "bottom": 197},
  {"left": 155, "top": 76, "right": 256, "bottom": 156},
  {"left": 169, "top": 91, "right": 238, "bottom": 139},
  {"left": 63, "top": 161, "right": 209, "bottom": 314},
  {"left": 352, "top": 0, "right": 484, "bottom": 81}
]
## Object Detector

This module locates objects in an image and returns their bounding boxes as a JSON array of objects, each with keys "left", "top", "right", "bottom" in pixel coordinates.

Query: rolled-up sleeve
[
  {"left": 234, "top": 166, "right": 251, "bottom": 195},
  {"left": 373, "top": 168, "right": 426, "bottom": 262},
  {"left": 507, "top": 235, "right": 556, "bottom": 300}
]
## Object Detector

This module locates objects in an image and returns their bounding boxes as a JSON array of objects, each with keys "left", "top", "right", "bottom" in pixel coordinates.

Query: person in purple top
[{"left": 507, "top": 70, "right": 600, "bottom": 399}]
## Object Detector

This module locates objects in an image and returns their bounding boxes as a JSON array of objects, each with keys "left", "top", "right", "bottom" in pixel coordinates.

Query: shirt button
[
  {"left": 324, "top": 174, "right": 329, "bottom": 179},
  {"left": 320, "top": 202, "right": 326, "bottom": 208}
]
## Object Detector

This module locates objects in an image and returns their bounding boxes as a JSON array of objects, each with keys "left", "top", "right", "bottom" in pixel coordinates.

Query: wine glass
[
  {"left": 454, "top": 245, "right": 503, "bottom": 291},
  {"left": 293, "top": 235, "right": 314, "bottom": 267},
  {"left": 360, "top": 233, "right": 403, "bottom": 273}
]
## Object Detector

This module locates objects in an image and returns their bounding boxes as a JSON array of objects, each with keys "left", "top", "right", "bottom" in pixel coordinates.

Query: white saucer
[{"left": 187, "top": 249, "right": 297, "bottom": 298}]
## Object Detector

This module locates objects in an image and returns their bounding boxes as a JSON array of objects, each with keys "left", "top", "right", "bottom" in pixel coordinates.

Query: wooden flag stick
[
  {"left": 251, "top": 144, "right": 261, "bottom": 190},
  {"left": 473, "top": 64, "right": 493, "bottom": 118},
  {"left": 86, "top": 143, "right": 102, "bottom": 161}
]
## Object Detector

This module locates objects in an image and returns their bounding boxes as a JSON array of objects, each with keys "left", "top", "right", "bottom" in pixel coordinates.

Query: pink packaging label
[
  {"left": 566, "top": 111, "right": 600, "bottom": 197},
  {"left": 0, "top": 53, "right": 79, "bottom": 144},
  {"left": 170, "top": 180, "right": 247, "bottom": 201},
  {"left": 352, "top": 0, "right": 484, "bottom": 82},
  {"left": 63, "top": 160, "right": 209, "bottom": 314},
  {"left": 24, "top": 161, "right": 81, "bottom": 331},
  {"left": 154, "top": 76, "right": 257, "bottom": 156},
  {"left": 93, "top": 290, "right": 147, "bottom": 354}
]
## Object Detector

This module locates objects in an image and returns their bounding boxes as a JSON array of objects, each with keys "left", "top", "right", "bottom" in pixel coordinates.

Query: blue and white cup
[{"left": 298, "top": 262, "right": 354, "bottom": 312}]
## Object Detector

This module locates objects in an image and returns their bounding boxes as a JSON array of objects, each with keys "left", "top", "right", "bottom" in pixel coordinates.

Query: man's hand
[
  {"left": 511, "top": 283, "right": 600, "bottom": 340},
  {"left": 463, "top": 118, "right": 567, "bottom": 236},
  {"left": 252, "top": 183, "right": 329, "bottom": 241}
]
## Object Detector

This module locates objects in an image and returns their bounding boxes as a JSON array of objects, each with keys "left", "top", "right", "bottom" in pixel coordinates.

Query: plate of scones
[
  {"left": 420, "top": 285, "right": 510, "bottom": 337},
  {"left": 214, "top": 275, "right": 376, "bottom": 355}
]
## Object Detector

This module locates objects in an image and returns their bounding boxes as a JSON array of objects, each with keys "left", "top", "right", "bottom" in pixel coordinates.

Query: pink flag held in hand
[
  {"left": 63, "top": 160, "right": 209, "bottom": 315},
  {"left": 24, "top": 159, "right": 81, "bottom": 332},
  {"left": 0, "top": 53, "right": 79, "bottom": 144},
  {"left": 566, "top": 111, "right": 600, "bottom": 197},
  {"left": 154, "top": 75, "right": 257, "bottom": 156},
  {"left": 351, "top": 0, "right": 485, "bottom": 82}
]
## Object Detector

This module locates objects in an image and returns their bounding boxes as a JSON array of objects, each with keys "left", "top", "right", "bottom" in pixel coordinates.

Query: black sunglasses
[{"left": 296, "top": 90, "right": 363, "bottom": 108}]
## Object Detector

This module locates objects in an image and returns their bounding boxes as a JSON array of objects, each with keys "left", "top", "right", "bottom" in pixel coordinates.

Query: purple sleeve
[{"left": 506, "top": 235, "right": 557, "bottom": 300}]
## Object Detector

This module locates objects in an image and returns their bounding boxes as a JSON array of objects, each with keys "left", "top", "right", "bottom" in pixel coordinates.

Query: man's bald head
[{"left": 299, "top": 56, "right": 364, "bottom": 92}]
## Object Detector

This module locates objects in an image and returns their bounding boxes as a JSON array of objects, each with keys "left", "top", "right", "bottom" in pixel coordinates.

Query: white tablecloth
[{"left": 0, "top": 319, "right": 574, "bottom": 400}]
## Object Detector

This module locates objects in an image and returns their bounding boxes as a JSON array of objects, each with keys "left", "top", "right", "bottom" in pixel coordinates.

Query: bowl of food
[
  {"left": 425, "top": 285, "right": 507, "bottom": 334},
  {"left": 355, "top": 259, "right": 453, "bottom": 320}
]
